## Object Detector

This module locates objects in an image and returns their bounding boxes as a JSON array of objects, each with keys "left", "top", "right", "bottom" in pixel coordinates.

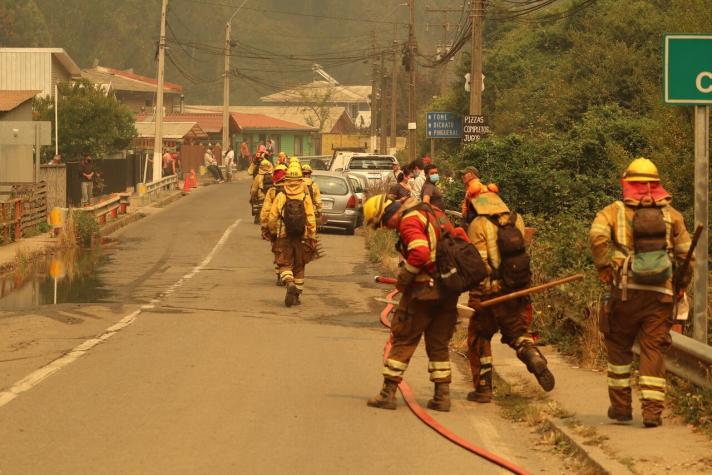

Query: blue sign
[{"left": 426, "top": 112, "right": 463, "bottom": 139}]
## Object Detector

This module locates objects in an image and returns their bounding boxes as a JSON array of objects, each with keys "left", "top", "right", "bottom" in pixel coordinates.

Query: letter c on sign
[{"left": 696, "top": 71, "right": 712, "bottom": 93}]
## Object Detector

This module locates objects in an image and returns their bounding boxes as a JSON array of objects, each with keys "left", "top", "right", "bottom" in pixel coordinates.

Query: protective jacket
[
  {"left": 260, "top": 184, "right": 284, "bottom": 228},
  {"left": 250, "top": 160, "right": 274, "bottom": 203},
  {"left": 589, "top": 195, "right": 692, "bottom": 295},
  {"left": 268, "top": 180, "right": 317, "bottom": 239},
  {"left": 303, "top": 178, "right": 322, "bottom": 214}
]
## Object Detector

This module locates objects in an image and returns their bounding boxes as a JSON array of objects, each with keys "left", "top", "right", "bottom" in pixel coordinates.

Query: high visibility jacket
[
  {"left": 589, "top": 197, "right": 692, "bottom": 294},
  {"left": 398, "top": 202, "right": 456, "bottom": 282},
  {"left": 260, "top": 184, "right": 284, "bottom": 227},
  {"left": 303, "top": 178, "right": 322, "bottom": 214},
  {"left": 268, "top": 180, "right": 317, "bottom": 239},
  {"left": 467, "top": 212, "right": 526, "bottom": 295}
]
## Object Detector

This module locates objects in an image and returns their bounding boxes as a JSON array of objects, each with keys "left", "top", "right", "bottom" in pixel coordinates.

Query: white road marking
[{"left": 0, "top": 218, "right": 242, "bottom": 409}]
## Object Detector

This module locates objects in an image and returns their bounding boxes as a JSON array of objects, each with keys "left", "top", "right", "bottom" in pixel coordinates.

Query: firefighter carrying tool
[
  {"left": 261, "top": 164, "right": 288, "bottom": 286},
  {"left": 250, "top": 157, "right": 274, "bottom": 224},
  {"left": 589, "top": 157, "right": 693, "bottom": 428},
  {"left": 301, "top": 164, "right": 322, "bottom": 218},
  {"left": 466, "top": 190, "right": 555, "bottom": 402},
  {"left": 363, "top": 194, "right": 471, "bottom": 412}
]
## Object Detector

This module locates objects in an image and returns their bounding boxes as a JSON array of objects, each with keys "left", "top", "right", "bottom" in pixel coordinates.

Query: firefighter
[
  {"left": 466, "top": 190, "right": 555, "bottom": 402},
  {"left": 261, "top": 164, "right": 288, "bottom": 285},
  {"left": 301, "top": 164, "right": 322, "bottom": 218},
  {"left": 250, "top": 157, "right": 274, "bottom": 223},
  {"left": 589, "top": 157, "right": 692, "bottom": 428},
  {"left": 268, "top": 162, "right": 318, "bottom": 307},
  {"left": 364, "top": 194, "right": 463, "bottom": 412}
]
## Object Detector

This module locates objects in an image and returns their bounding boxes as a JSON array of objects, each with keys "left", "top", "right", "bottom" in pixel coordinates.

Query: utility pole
[
  {"left": 407, "top": 0, "right": 417, "bottom": 163},
  {"left": 370, "top": 31, "right": 378, "bottom": 153},
  {"left": 390, "top": 40, "right": 399, "bottom": 149},
  {"left": 379, "top": 51, "right": 389, "bottom": 154},
  {"left": 152, "top": 0, "right": 168, "bottom": 183},
  {"left": 222, "top": 21, "right": 232, "bottom": 179},
  {"left": 426, "top": 6, "right": 462, "bottom": 97},
  {"left": 469, "top": 0, "right": 484, "bottom": 115}
]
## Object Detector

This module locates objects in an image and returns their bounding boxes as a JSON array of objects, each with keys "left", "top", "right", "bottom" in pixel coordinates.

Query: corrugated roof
[
  {"left": 0, "top": 90, "right": 40, "bottom": 112},
  {"left": 135, "top": 112, "right": 239, "bottom": 134},
  {"left": 260, "top": 81, "right": 370, "bottom": 104},
  {"left": 83, "top": 66, "right": 182, "bottom": 94},
  {"left": 0, "top": 48, "right": 81, "bottom": 76},
  {"left": 135, "top": 121, "right": 208, "bottom": 139},
  {"left": 231, "top": 112, "right": 318, "bottom": 131}
]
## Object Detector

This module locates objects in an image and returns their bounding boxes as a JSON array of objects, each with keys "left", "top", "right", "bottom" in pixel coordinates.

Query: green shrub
[{"left": 73, "top": 211, "right": 99, "bottom": 247}]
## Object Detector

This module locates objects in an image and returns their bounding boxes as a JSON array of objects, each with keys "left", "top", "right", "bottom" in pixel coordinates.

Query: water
[{"left": 0, "top": 248, "right": 112, "bottom": 311}]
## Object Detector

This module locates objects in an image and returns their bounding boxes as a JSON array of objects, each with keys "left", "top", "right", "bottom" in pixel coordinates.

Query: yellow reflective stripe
[
  {"left": 614, "top": 201, "right": 630, "bottom": 251},
  {"left": 480, "top": 356, "right": 493, "bottom": 364},
  {"left": 407, "top": 239, "right": 429, "bottom": 250},
  {"left": 383, "top": 367, "right": 405, "bottom": 378},
  {"left": 674, "top": 242, "right": 691, "bottom": 253},
  {"left": 428, "top": 361, "right": 451, "bottom": 370},
  {"left": 607, "top": 363, "right": 631, "bottom": 375},
  {"left": 404, "top": 262, "right": 420, "bottom": 274},
  {"left": 403, "top": 210, "right": 427, "bottom": 225},
  {"left": 590, "top": 223, "right": 610, "bottom": 236},
  {"left": 640, "top": 389, "right": 665, "bottom": 401},
  {"left": 386, "top": 358, "right": 408, "bottom": 371},
  {"left": 661, "top": 206, "right": 673, "bottom": 252},
  {"left": 479, "top": 367, "right": 492, "bottom": 375},
  {"left": 430, "top": 370, "right": 451, "bottom": 379},
  {"left": 607, "top": 377, "right": 631, "bottom": 388},
  {"left": 639, "top": 376, "right": 666, "bottom": 388}
]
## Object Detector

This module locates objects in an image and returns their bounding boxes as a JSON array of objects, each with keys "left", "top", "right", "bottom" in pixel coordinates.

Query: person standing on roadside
[
  {"left": 239, "top": 139, "right": 250, "bottom": 171},
  {"left": 421, "top": 164, "right": 445, "bottom": 210},
  {"left": 387, "top": 168, "right": 411, "bottom": 201},
  {"left": 79, "top": 153, "right": 95, "bottom": 206},
  {"left": 409, "top": 158, "right": 426, "bottom": 201},
  {"left": 162, "top": 149, "right": 176, "bottom": 177},
  {"left": 224, "top": 145, "right": 235, "bottom": 178},
  {"left": 589, "top": 157, "right": 693, "bottom": 428}
]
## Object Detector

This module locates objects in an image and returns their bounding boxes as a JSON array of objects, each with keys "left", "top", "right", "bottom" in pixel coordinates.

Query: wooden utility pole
[
  {"left": 693, "top": 105, "right": 710, "bottom": 342},
  {"left": 370, "top": 31, "right": 378, "bottom": 152},
  {"left": 469, "top": 0, "right": 484, "bottom": 115},
  {"left": 390, "top": 40, "right": 399, "bottom": 149},
  {"left": 152, "top": 0, "right": 168, "bottom": 183},
  {"left": 407, "top": 0, "right": 416, "bottom": 162},
  {"left": 379, "top": 51, "right": 389, "bottom": 154},
  {"left": 222, "top": 21, "right": 232, "bottom": 179}
]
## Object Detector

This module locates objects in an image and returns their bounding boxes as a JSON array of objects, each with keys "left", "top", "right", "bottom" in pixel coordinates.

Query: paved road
[{"left": 0, "top": 177, "right": 567, "bottom": 474}]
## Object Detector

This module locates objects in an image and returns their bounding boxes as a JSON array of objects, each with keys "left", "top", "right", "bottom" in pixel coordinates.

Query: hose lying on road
[{"left": 379, "top": 289, "right": 531, "bottom": 475}]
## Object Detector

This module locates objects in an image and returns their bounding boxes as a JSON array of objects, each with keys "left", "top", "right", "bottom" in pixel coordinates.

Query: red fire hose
[{"left": 377, "top": 286, "right": 530, "bottom": 475}]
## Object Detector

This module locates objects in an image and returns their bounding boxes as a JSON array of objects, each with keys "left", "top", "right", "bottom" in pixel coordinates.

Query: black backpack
[
  {"left": 281, "top": 196, "right": 307, "bottom": 237},
  {"left": 262, "top": 174, "right": 273, "bottom": 193},
  {"left": 417, "top": 204, "right": 488, "bottom": 293},
  {"left": 491, "top": 212, "right": 531, "bottom": 290}
]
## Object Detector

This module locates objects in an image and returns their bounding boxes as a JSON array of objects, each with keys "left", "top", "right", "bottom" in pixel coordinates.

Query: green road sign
[{"left": 664, "top": 34, "right": 712, "bottom": 104}]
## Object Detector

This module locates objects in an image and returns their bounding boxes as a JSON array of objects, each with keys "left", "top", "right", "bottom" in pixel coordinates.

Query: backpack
[
  {"left": 281, "top": 195, "right": 307, "bottom": 237},
  {"left": 491, "top": 212, "right": 531, "bottom": 291},
  {"left": 416, "top": 204, "right": 488, "bottom": 293},
  {"left": 630, "top": 205, "right": 672, "bottom": 284},
  {"left": 261, "top": 174, "right": 273, "bottom": 193}
]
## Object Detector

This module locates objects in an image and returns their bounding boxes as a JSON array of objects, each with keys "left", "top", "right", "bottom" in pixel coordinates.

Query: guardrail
[
  {"left": 73, "top": 193, "right": 131, "bottom": 226},
  {"left": 137, "top": 175, "right": 178, "bottom": 205}
]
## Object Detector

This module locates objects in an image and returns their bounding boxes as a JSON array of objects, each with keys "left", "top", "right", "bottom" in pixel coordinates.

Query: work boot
[
  {"left": 426, "top": 382, "right": 451, "bottom": 412},
  {"left": 285, "top": 282, "right": 299, "bottom": 307},
  {"left": 643, "top": 416, "right": 662, "bottom": 428},
  {"left": 607, "top": 406, "right": 633, "bottom": 423},
  {"left": 517, "top": 344, "right": 555, "bottom": 392},
  {"left": 275, "top": 275, "right": 285, "bottom": 287},
  {"left": 294, "top": 289, "right": 302, "bottom": 306},
  {"left": 467, "top": 372, "right": 493, "bottom": 403},
  {"left": 367, "top": 380, "right": 398, "bottom": 410}
]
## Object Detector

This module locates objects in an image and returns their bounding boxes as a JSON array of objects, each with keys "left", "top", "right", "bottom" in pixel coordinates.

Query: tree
[
  {"left": 0, "top": 0, "right": 50, "bottom": 46},
  {"left": 34, "top": 79, "right": 137, "bottom": 162}
]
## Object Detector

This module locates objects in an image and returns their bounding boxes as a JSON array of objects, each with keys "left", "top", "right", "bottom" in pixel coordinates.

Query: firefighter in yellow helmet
[
  {"left": 268, "top": 162, "right": 318, "bottom": 306},
  {"left": 589, "top": 157, "right": 693, "bottom": 428},
  {"left": 364, "top": 194, "right": 463, "bottom": 412},
  {"left": 261, "top": 164, "right": 288, "bottom": 285},
  {"left": 250, "top": 156, "right": 274, "bottom": 223},
  {"left": 301, "top": 164, "right": 322, "bottom": 218}
]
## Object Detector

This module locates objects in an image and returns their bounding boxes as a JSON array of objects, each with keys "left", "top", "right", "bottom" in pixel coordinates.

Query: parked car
[
  {"left": 311, "top": 171, "right": 362, "bottom": 235},
  {"left": 328, "top": 152, "right": 398, "bottom": 187},
  {"left": 345, "top": 173, "right": 367, "bottom": 227},
  {"left": 300, "top": 156, "right": 330, "bottom": 170}
]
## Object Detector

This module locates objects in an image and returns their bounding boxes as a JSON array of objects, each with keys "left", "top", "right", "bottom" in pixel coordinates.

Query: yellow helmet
[
  {"left": 285, "top": 163, "right": 303, "bottom": 180},
  {"left": 301, "top": 164, "right": 312, "bottom": 173},
  {"left": 274, "top": 164, "right": 288, "bottom": 171},
  {"left": 290, "top": 156, "right": 300, "bottom": 164},
  {"left": 623, "top": 157, "right": 659, "bottom": 182},
  {"left": 363, "top": 194, "right": 392, "bottom": 228}
]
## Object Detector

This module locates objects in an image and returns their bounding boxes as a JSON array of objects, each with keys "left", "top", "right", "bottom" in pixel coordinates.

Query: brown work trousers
[
  {"left": 274, "top": 236, "right": 306, "bottom": 289},
  {"left": 602, "top": 289, "right": 673, "bottom": 419},
  {"left": 383, "top": 286, "right": 459, "bottom": 384},
  {"left": 467, "top": 293, "right": 530, "bottom": 390}
]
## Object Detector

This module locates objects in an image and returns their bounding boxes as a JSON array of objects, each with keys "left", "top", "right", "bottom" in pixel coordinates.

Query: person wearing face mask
[
  {"left": 408, "top": 158, "right": 426, "bottom": 201},
  {"left": 421, "top": 164, "right": 445, "bottom": 210}
]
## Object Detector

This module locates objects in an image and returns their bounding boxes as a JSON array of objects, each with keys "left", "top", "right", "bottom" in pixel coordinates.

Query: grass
[{"left": 363, "top": 226, "right": 400, "bottom": 277}]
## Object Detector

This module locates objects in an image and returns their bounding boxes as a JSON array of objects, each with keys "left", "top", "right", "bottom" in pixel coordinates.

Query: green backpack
[{"left": 630, "top": 205, "right": 672, "bottom": 285}]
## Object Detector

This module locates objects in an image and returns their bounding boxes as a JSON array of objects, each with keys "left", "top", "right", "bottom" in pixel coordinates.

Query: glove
[{"left": 396, "top": 267, "right": 417, "bottom": 292}]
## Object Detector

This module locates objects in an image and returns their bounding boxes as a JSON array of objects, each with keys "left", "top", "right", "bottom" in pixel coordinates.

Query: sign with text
[
  {"left": 664, "top": 34, "right": 712, "bottom": 104},
  {"left": 426, "top": 112, "right": 462, "bottom": 139},
  {"left": 463, "top": 115, "right": 491, "bottom": 143}
]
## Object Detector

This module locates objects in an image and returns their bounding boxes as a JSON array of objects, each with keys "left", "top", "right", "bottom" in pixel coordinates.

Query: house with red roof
[{"left": 82, "top": 65, "right": 183, "bottom": 114}]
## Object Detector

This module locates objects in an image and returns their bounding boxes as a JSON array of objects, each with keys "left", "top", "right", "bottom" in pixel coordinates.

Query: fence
[
  {"left": 137, "top": 175, "right": 178, "bottom": 205},
  {"left": 0, "top": 181, "right": 48, "bottom": 245}
]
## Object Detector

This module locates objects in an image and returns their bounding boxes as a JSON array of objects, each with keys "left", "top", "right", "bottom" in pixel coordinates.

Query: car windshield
[
  {"left": 313, "top": 176, "right": 348, "bottom": 195},
  {"left": 348, "top": 156, "right": 394, "bottom": 170},
  {"left": 348, "top": 177, "right": 364, "bottom": 193}
]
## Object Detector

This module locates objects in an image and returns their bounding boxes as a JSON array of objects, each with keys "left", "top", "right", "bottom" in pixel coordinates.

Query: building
[
  {"left": 134, "top": 112, "right": 240, "bottom": 146},
  {"left": 0, "top": 48, "right": 81, "bottom": 97},
  {"left": 0, "top": 90, "right": 41, "bottom": 183},
  {"left": 133, "top": 121, "right": 208, "bottom": 151},
  {"left": 231, "top": 112, "right": 319, "bottom": 157},
  {"left": 82, "top": 65, "right": 183, "bottom": 113}
]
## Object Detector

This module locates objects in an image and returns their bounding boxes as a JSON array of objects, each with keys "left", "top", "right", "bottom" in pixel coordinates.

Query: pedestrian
[
  {"left": 268, "top": 162, "right": 319, "bottom": 307},
  {"left": 260, "top": 164, "right": 288, "bottom": 285},
  {"left": 589, "top": 157, "right": 693, "bottom": 428},
  {"left": 301, "top": 164, "right": 322, "bottom": 218},
  {"left": 387, "top": 168, "right": 411, "bottom": 201},
  {"left": 408, "top": 158, "right": 426, "bottom": 201},
  {"left": 363, "top": 194, "right": 465, "bottom": 412},
  {"left": 276, "top": 151, "right": 288, "bottom": 167},
  {"left": 266, "top": 137, "right": 275, "bottom": 159},
  {"left": 248, "top": 145, "right": 267, "bottom": 176},
  {"left": 466, "top": 189, "right": 555, "bottom": 403},
  {"left": 421, "top": 164, "right": 445, "bottom": 209},
  {"left": 384, "top": 161, "right": 401, "bottom": 186},
  {"left": 203, "top": 146, "right": 224, "bottom": 183},
  {"left": 239, "top": 139, "right": 250, "bottom": 171},
  {"left": 224, "top": 145, "right": 235, "bottom": 177},
  {"left": 162, "top": 149, "right": 176, "bottom": 177},
  {"left": 79, "top": 153, "right": 95, "bottom": 206}
]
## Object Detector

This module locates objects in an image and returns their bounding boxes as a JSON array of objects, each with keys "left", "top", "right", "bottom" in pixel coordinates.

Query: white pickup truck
[{"left": 328, "top": 152, "right": 398, "bottom": 187}]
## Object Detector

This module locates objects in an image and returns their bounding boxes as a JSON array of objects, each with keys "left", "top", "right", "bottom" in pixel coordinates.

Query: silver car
[
  {"left": 329, "top": 153, "right": 398, "bottom": 187},
  {"left": 312, "top": 171, "right": 362, "bottom": 235}
]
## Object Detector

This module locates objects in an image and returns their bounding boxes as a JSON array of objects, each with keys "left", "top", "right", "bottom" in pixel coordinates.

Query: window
[
  {"left": 348, "top": 156, "right": 395, "bottom": 170},
  {"left": 348, "top": 176, "right": 364, "bottom": 193},
  {"left": 312, "top": 176, "right": 348, "bottom": 195}
]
